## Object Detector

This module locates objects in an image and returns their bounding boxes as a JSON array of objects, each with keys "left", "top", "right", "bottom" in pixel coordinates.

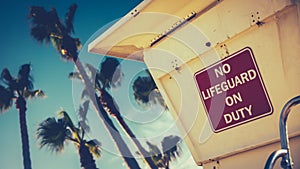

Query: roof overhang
[{"left": 88, "top": 0, "right": 216, "bottom": 61}]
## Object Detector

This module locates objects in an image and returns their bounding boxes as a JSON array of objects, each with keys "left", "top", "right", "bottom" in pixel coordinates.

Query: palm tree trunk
[
  {"left": 79, "top": 142, "right": 98, "bottom": 169},
  {"left": 99, "top": 89, "right": 157, "bottom": 169},
  {"left": 16, "top": 96, "right": 32, "bottom": 169},
  {"left": 73, "top": 59, "right": 140, "bottom": 169},
  {"left": 115, "top": 115, "right": 158, "bottom": 169}
]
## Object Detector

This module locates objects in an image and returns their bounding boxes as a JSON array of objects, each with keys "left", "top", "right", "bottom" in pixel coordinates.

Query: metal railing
[{"left": 264, "top": 95, "right": 300, "bottom": 169}]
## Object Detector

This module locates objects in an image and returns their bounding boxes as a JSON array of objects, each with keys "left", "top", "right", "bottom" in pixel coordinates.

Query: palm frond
[
  {"left": 0, "top": 65, "right": 44, "bottom": 108},
  {"left": 132, "top": 70, "right": 156, "bottom": 103},
  {"left": 150, "top": 89, "right": 167, "bottom": 108},
  {"left": 86, "top": 139, "right": 101, "bottom": 158},
  {"left": 48, "top": 8, "right": 66, "bottom": 34},
  {"left": 18, "top": 64, "right": 33, "bottom": 90},
  {"left": 1, "top": 68, "right": 14, "bottom": 85},
  {"left": 23, "top": 89, "right": 46, "bottom": 99},
  {"left": 78, "top": 100, "right": 90, "bottom": 132},
  {"left": 58, "top": 111, "right": 78, "bottom": 134},
  {"left": 39, "top": 7, "right": 66, "bottom": 36},
  {"left": 29, "top": 6, "right": 61, "bottom": 43},
  {"left": 36, "top": 117, "right": 67, "bottom": 152},
  {"left": 51, "top": 36, "right": 63, "bottom": 54},
  {"left": 30, "top": 25, "right": 51, "bottom": 43},
  {"left": 51, "top": 35, "right": 78, "bottom": 62},
  {"left": 0, "top": 85, "right": 13, "bottom": 112},
  {"left": 132, "top": 69, "right": 167, "bottom": 109},
  {"left": 146, "top": 141, "right": 165, "bottom": 167},
  {"left": 28, "top": 6, "right": 48, "bottom": 24},
  {"left": 29, "top": 5, "right": 80, "bottom": 62},
  {"left": 65, "top": 3, "right": 77, "bottom": 34},
  {"left": 99, "top": 57, "right": 122, "bottom": 89},
  {"left": 133, "top": 77, "right": 152, "bottom": 103},
  {"left": 161, "top": 135, "right": 182, "bottom": 162},
  {"left": 68, "top": 72, "right": 82, "bottom": 80},
  {"left": 60, "top": 35, "right": 79, "bottom": 61},
  {"left": 146, "top": 141, "right": 162, "bottom": 156},
  {"left": 18, "top": 64, "right": 31, "bottom": 78},
  {"left": 74, "top": 38, "right": 82, "bottom": 50}
]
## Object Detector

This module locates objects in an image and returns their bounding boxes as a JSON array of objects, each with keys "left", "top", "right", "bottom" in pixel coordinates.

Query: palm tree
[
  {"left": 72, "top": 58, "right": 158, "bottom": 168},
  {"left": 132, "top": 69, "right": 166, "bottom": 108},
  {"left": 161, "top": 135, "right": 182, "bottom": 169},
  {"left": 36, "top": 110, "right": 101, "bottom": 169},
  {"left": 0, "top": 64, "right": 45, "bottom": 169},
  {"left": 146, "top": 135, "right": 182, "bottom": 169},
  {"left": 28, "top": 5, "right": 140, "bottom": 168},
  {"left": 92, "top": 58, "right": 158, "bottom": 169}
]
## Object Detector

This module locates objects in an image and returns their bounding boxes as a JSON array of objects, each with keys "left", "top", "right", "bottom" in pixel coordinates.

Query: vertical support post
[
  {"left": 279, "top": 95, "right": 300, "bottom": 169},
  {"left": 264, "top": 95, "right": 300, "bottom": 169}
]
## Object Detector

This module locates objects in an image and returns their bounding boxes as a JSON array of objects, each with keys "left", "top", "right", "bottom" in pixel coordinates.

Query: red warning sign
[{"left": 194, "top": 47, "right": 273, "bottom": 132}]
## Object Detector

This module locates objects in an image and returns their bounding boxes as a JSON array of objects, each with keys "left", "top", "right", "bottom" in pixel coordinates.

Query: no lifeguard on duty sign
[{"left": 194, "top": 47, "right": 273, "bottom": 132}]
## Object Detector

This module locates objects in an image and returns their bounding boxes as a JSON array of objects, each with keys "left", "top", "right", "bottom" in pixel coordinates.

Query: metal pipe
[
  {"left": 279, "top": 95, "right": 300, "bottom": 169},
  {"left": 264, "top": 149, "right": 288, "bottom": 169},
  {"left": 264, "top": 95, "right": 300, "bottom": 169}
]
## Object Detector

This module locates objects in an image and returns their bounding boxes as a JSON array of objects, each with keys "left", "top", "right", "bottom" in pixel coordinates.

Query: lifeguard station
[{"left": 88, "top": 0, "right": 300, "bottom": 168}]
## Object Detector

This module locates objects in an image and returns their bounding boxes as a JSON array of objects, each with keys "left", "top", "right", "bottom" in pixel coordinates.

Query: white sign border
[{"left": 194, "top": 47, "right": 274, "bottom": 133}]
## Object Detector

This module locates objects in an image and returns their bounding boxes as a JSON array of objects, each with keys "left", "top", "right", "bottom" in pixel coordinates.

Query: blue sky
[{"left": 0, "top": 1, "right": 201, "bottom": 168}]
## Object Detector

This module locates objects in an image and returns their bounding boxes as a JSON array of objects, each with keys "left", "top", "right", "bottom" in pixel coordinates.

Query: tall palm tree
[
  {"left": 36, "top": 110, "right": 101, "bottom": 169},
  {"left": 28, "top": 5, "right": 140, "bottom": 168},
  {"left": 132, "top": 69, "right": 166, "bottom": 108},
  {"left": 146, "top": 135, "right": 182, "bottom": 169},
  {"left": 92, "top": 58, "right": 158, "bottom": 169},
  {"left": 0, "top": 64, "right": 45, "bottom": 169},
  {"left": 72, "top": 58, "right": 158, "bottom": 168}
]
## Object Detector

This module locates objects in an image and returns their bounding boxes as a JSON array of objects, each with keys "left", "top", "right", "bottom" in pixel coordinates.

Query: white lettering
[
  {"left": 240, "top": 72, "right": 249, "bottom": 83},
  {"left": 201, "top": 68, "right": 257, "bottom": 98},
  {"left": 220, "top": 81, "right": 229, "bottom": 91},
  {"left": 225, "top": 92, "right": 242, "bottom": 107},
  {"left": 248, "top": 69, "right": 257, "bottom": 80},
  {"left": 223, "top": 104, "right": 253, "bottom": 124},
  {"left": 234, "top": 75, "right": 243, "bottom": 86},
  {"left": 223, "top": 64, "right": 231, "bottom": 74},
  {"left": 245, "top": 104, "right": 253, "bottom": 116},
  {"left": 214, "top": 63, "right": 231, "bottom": 78},
  {"left": 214, "top": 67, "right": 223, "bottom": 78},
  {"left": 233, "top": 92, "right": 243, "bottom": 103},
  {"left": 202, "top": 90, "right": 211, "bottom": 100},
  {"left": 215, "top": 84, "right": 222, "bottom": 94},
  {"left": 209, "top": 87, "right": 216, "bottom": 97},
  {"left": 225, "top": 96, "right": 234, "bottom": 106},
  {"left": 224, "top": 114, "right": 232, "bottom": 124}
]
